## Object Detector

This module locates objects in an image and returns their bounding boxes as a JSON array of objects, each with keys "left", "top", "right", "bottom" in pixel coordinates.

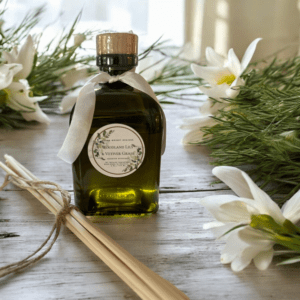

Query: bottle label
[{"left": 88, "top": 124, "right": 145, "bottom": 178}]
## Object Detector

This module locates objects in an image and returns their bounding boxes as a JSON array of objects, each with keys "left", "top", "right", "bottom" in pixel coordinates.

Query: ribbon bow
[{"left": 58, "top": 70, "right": 166, "bottom": 164}]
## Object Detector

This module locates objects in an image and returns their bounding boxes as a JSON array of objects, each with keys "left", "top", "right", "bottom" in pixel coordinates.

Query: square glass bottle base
[{"left": 74, "top": 187, "right": 159, "bottom": 216}]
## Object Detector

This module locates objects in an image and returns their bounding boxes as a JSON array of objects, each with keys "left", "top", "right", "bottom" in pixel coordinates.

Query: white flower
[
  {"left": 6, "top": 79, "right": 50, "bottom": 124},
  {"left": 200, "top": 166, "right": 300, "bottom": 272},
  {"left": 74, "top": 33, "right": 86, "bottom": 47},
  {"left": 60, "top": 66, "right": 90, "bottom": 89},
  {"left": 193, "top": 38, "right": 262, "bottom": 113},
  {"left": 2, "top": 35, "right": 35, "bottom": 80},
  {"left": 0, "top": 64, "right": 23, "bottom": 90},
  {"left": 1, "top": 35, "right": 50, "bottom": 124},
  {"left": 181, "top": 38, "right": 261, "bottom": 144},
  {"left": 136, "top": 52, "right": 170, "bottom": 82},
  {"left": 180, "top": 115, "right": 215, "bottom": 144}
]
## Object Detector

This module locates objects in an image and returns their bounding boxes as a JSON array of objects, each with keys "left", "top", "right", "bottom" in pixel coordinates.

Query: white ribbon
[{"left": 58, "top": 70, "right": 166, "bottom": 164}]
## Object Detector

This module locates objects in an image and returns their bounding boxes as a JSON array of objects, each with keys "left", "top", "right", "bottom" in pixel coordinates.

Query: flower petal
[
  {"left": 12, "top": 46, "right": 18, "bottom": 57},
  {"left": 60, "top": 68, "right": 89, "bottom": 89},
  {"left": 253, "top": 248, "right": 274, "bottom": 270},
  {"left": 205, "top": 47, "right": 225, "bottom": 67},
  {"left": 212, "top": 166, "right": 253, "bottom": 199},
  {"left": 6, "top": 82, "right": 34, "bottom": 111},
  {"left": 16, "top": 35, "right": 35, "bottom": 79},
  {"left": 18, "top": 78, "right": 31, "bottom": 89},
  {"left": 241, "top": 172, "right": 285, "bottom": 223},
  {"left": 238, "top": 226, "right": 273, "bottom": 247},
  {"left": 199, "top": 83, "right": 230, "bottom": 101},
  {"left": 0, "top": 64, "right": 23, "bottom": 90},
  {"left": 8, "top": 80, "right": 31, "bottom": 97},
  {"left": 2, "top": 51, "right": 17, "bottom": 64},
  {"left": 282, "top": 189, "right": 300, "bottom": 224},
  {"left": 21, "top": 103, "right": 50, "bottom": 125},
  {"left": 226, "top": 87, "right": 240, "bottom": 99},
  {"left": 74, "top": 33, "right": 86, "bottom": 47},
  {"left": 227, "top": 77, "right": 244, "bottom": 98},
  {"left": 240, "top": 38, "right": 262, "bottom": 74},
  {"left": 203, "top": 221, "right": 225, "bottom": 230},
  {"left": 200, "top": 195, "right": 252, "bottom": 223},
  {"left": 203, "top": 221, "right": 246, "bottom": 239},
  {"left": 191, "top": 64, "right": 229, "bottom": 85},
  {"left": 198, "top": 99, "right": 213, "bottom": 115},
  {"left": 199, "top": 98, "right": 227, "bottom": 115},
  {"left": 226, "top": 48, "right": 241, "bottom": 77},
  {"left": 213, "top": 166, "right": 285, "bottom": 224},
  {"left": 228, "top": 227, "right": 273, "bottom": 272},
  {"left": 180, "top": 115, "right": 216, "bottom": 130},
  {"left": 220, "top": 199, "right": 260, "bottom": 221},
  {"left": 199, "top": 78, "right": 243, "bottom": 104},
  {"left": 231, "top": 247, "right": 259, "bottom": 272},
  {"left": 181, "top": 128, "right": 206, "bottom": 144},
  {"left": 6, "top": 80, "right": 50, "bottom": 124},
  {"left": 30, "top": 95, "right": 48, "bottom": 102},
  {"left": 221, "top": 229, "right": 248, "bottom": 264}
]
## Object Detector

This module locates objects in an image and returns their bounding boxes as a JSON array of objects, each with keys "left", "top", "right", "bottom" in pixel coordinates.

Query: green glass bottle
[{"left": 71, "top": 32, "right": 164, "bottom": 216}]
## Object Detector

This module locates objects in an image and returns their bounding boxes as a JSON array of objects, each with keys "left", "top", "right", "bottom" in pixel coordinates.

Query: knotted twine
[{"left": 0, "top": 172, "right": 79, "bottom": 278}]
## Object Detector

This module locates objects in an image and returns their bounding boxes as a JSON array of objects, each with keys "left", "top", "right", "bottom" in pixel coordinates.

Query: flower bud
[
  {"left": 280, "top": 130, "right": 297, "bottom": 141},
  {"left": 74, "top": 34, "right": 86, "bottom": 47}
]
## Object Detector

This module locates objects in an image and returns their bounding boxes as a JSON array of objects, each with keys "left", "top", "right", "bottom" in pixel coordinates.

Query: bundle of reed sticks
[{"left": 0, "top": 155, "right": 189, "bottom": 300}]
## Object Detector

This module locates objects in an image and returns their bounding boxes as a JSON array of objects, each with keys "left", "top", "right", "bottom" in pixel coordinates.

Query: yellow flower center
[{"left": 216, "top": 74, "right": 236, "bottom": 85}]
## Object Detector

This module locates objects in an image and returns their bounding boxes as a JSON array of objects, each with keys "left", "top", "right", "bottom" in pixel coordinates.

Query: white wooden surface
[{"left": 1, "top": 104, "right": 300, "bottom": 300}]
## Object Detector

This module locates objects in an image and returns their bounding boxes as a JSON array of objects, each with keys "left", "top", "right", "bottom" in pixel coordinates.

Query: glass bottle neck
[
  {"left": 97, "top": 54, "right": 138, "bottom": 76},
  {"left": 99, "top": 67, "right": 134, "bottom": 76}
]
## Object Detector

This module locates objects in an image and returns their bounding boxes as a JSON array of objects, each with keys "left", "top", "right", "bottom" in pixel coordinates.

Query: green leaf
[
  {"left": 283, "top": 219, "right": 300, "bottom": 235},
  {"left": 218, "top": 223, "right": 247, "bottom": 239},
  {"left": 198, "top": 55, "right": 300, "bottom": 205},
  {"left": 277, "top": 256, "right": 300, "bottom": 265},
  {"left": 250, "top": 215, "right": 285, "bottom": 234}
]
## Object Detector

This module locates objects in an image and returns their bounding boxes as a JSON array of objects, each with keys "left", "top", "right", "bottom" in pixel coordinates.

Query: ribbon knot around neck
[
  {"left": 58, "top": 70, "right": 166, "bottom": 164},
  {"left": 108, "top": 75, "right": 121, "bottom": 83}
]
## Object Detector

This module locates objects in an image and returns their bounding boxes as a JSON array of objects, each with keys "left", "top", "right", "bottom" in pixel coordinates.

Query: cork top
[{"left": 96, "top": 32, "right": 138, "bottom": 55}]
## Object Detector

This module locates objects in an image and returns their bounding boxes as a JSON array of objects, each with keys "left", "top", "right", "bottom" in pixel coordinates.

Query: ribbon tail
[
  {"left": 58, "top": 83, "right": 96, "bottom": 164},
  {"left": 122, "top": 72, "right": 158, "bottom": 101},
  {"left": 59, "top": 90, "right": 79, "bottom": 114}
]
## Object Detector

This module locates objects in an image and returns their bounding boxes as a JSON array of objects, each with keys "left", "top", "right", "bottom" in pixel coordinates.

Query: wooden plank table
[{"left": 1, "top": 102, "right": 300, "bottom": 300}]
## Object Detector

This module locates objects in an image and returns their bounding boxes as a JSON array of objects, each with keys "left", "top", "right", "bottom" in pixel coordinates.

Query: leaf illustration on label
[
  {"left": 122, "top": 144, "right": 144, "bottom": 172},
  {"left": 93, "top": 130, "right": 114, "bottom": 160}
]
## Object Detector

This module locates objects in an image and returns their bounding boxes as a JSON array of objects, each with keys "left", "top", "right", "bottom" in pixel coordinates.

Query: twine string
[{"left": 0, "top": 172, "right": 79, "bottom": 278}]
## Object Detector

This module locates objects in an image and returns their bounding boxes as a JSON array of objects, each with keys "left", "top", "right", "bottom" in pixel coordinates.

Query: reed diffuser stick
[
  {"left": 5, "top": 155, "right": 188, "bottom": 300},
  {"left": 1, "top": 155, "right": 190, "bottom": 300}
]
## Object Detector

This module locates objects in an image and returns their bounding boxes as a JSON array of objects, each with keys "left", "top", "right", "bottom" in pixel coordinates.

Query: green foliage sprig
[
  {"left": 0, "top": 5, "right": 44, "bottom": 49},
  {"left": 0, "top": 4, "right": 98, "bottom": 128},
  {"left": 27, "top": 13, "right": 96, "bottom": 109},
  {"left": 0, "top": 3, "right": 203, "bottom": 128},
  {"left": 144, "top": 41, "right": 203, "bottom": 103},
  {"left": 201, "top": 56, "right": 300, "bottom": 204}
]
